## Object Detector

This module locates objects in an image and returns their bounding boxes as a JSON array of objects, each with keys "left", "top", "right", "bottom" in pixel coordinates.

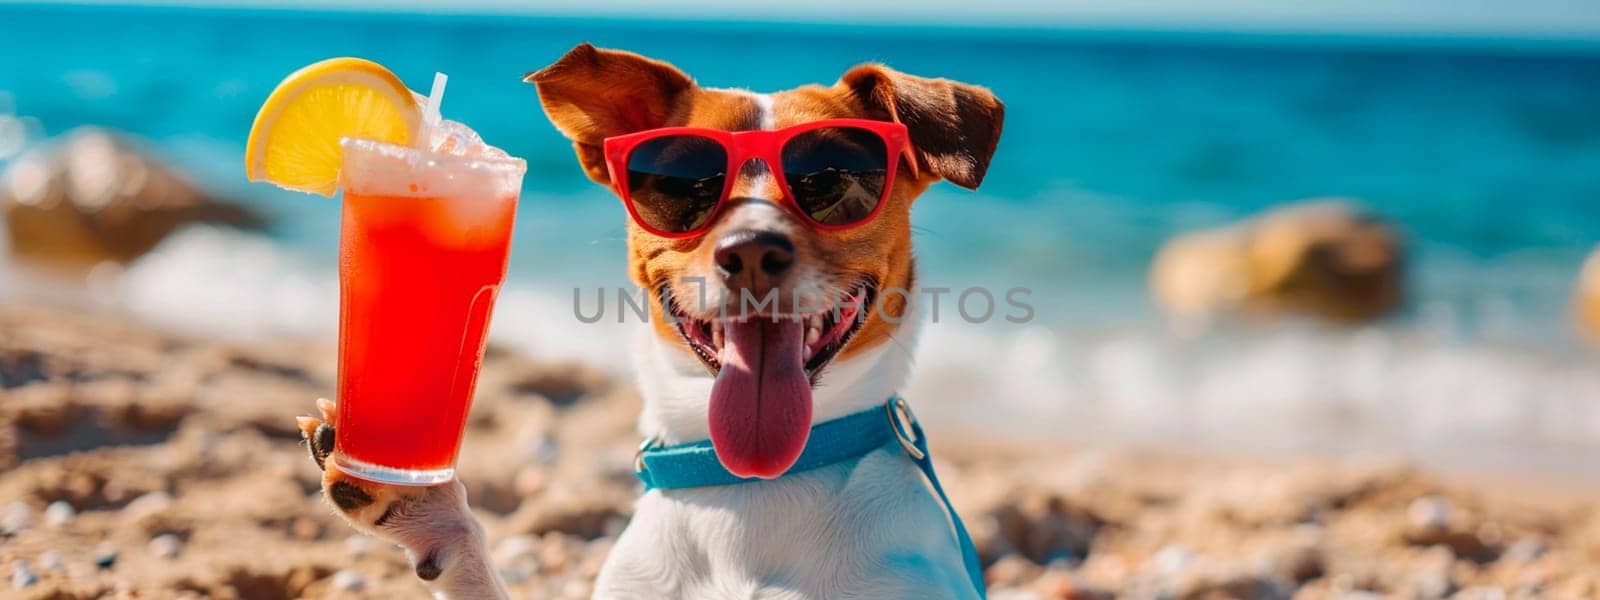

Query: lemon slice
[{"left": 245, "top": 57, "right": 420, "bottom": 196}]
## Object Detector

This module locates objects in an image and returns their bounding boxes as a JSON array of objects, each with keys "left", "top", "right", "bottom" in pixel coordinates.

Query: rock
[
  {"left": 1408, "top": 496, "right": 1452, "bottom": 531},
  {"left": 1504, "top": 537, "right": 1547, "bottom": 563},
  {"left": 1151, "top": 545, "right": 1195, "bottom": 575},
  {"left": 978, "top": 490, "right": 1102, "bottom": 565},
  {"left": 1149, "top": 225, "right": 1252, "bottom": 326},
  {"left": 0, "top": 423, "right": 15, "bottom": 470},
  {"left": 92, "top": 543, "right": 117, "bottom": 570},
  {"left": 10, "top": 559, "right": 37, "bottom": 589},
  {"left": 344, "top": 534, "right": 373, "bottom": 558},
  {"left": 37, "top": 551, "right": 62, "bottom": 572},
  {"left": 1256, "top": 540, "right": 1323, "bottom": 584},
  {"left": 507, "top": 481, "right": 629, "bottom": 540},
  {"left": 539, "top": 536, "right": 574, "bottom": 572},
  {"left": 1475, "top": 521, "right": 1504, "bottom": 548},
  {"left": 515, "top": 464, "right": 549, "bottom": 497},
  {"left": 495, "top": 534, "right": 540, "bottom": 565},
  {"left": 1575, "top": 245, "right": 1600, "bottom": 345},
  {"left": 1150, "top": 200, "right": 1403, "bottom": 326},
  {"left": 289, "top": 516, "right": 322, "bottom": 540},
  {"left": 0, "top": 501, "right": 31, "bottom": 534},
  {"left": 1451, "top": 587, "right": 1507, "bottom": 600},
  {"left": 123, "top": 490, "right": 173, "bottom": 521},
  {"left": 0, "top": 127, "right": 264, "bottom": 269},
  {"left": 330, "top": 569, "right": 365, "bottom": 591},
  {"left": 1171, "top": 566, "right": 1288, "bottom": 600},
  {"left": 986, "top": 554, "right": 1043, "bottom": 588},
  {"left": 507, "top": 362, "right": 610, "bottom": 407},
  {"left": 519, "top": 431, "right": 561, "bottom": 465},
  {"left": 500, "top": 566, "right": 533, "bottom": 584},
  {"left": 43, "top": 500, "right": 74, "bottom": 527},
  {"left": 148, "top": 533, "right": 181, "bottom": 558},
  {"left": 1030, "top": 566, "right": 1114, "bottom": 600},
  {"left": 66, "top": 562, "right": 93, "bottom": 582},
  {"left": 1405, "top": 545, "right": 1458, "bottom": 599},
  {"left": 1403, "top": 496, "right": 1492, "bottom": 559}
]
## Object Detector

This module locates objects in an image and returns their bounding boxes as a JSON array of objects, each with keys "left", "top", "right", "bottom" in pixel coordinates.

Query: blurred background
[{"left": 3, "top": 0, "right": 1600, "bottom": 478}]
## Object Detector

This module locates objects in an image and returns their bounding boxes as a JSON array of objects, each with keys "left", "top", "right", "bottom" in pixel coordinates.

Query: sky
[{"left": 16, "top": 0, "right": 1600, "bottom": 39}]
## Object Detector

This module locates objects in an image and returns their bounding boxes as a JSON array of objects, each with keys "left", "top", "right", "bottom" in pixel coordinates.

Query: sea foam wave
[
  {"left": 20, "top": 226, "right": 1600, "bottom": 478},
  {"left": 116, "top": 226, "right": 636, "bottom": 370}
]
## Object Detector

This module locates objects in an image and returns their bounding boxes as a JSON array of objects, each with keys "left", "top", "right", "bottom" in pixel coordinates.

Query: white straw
[{"left": 418, "top": 71, "right": 448, "bottom": 150}]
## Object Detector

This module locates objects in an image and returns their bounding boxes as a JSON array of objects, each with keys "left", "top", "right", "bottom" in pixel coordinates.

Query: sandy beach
[{"left": 2, "top": 301, "right": 1597, "bottom": 599}]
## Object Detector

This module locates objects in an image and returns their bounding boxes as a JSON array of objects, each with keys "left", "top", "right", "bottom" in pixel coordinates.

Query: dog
[{"left": 296, "top": 43, "right": 1003, "bottom": 599}]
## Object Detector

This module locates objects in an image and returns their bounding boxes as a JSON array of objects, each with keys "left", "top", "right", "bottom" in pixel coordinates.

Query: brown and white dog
[{"left": 297, "top": 43, "right": 1003, "bottom": 599}]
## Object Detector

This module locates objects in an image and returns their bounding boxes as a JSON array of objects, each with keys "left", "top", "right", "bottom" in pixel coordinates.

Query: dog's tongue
[{"left": 708, "top": 317, "right": 812, "bottom": 479}]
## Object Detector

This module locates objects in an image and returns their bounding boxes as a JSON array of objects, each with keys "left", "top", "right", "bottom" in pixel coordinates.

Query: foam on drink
[
  {"left": 339, "top": 76, "right": 523, "bottom": 203},
  {"left": 339, "top": 136, "right": 522, "bottom": 199}
]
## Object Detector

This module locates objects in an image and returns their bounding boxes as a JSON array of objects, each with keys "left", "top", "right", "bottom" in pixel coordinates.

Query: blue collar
[{"left": 634, "top": 397, "right": 986, "bottom": 598}]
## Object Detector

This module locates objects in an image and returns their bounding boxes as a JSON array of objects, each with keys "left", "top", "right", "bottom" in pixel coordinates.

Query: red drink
[{"left": 332, "top": 137, "right": 524, "bottom": 485}]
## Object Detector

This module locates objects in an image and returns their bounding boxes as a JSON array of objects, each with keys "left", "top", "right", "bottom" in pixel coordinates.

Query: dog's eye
[
  {"left": 625, "top": 135, "right": 729, "bottom": 234},
  {"left": 782, "top": 128, "right": 889, "bottom": 227}
]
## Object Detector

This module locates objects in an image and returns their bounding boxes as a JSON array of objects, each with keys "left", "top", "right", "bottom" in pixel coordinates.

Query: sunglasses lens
[
  {"left": 781, "top": 126, "right": 890, "bottom": 227},
  {"left": 625, "top": 134, "right": 728, "bottom": 234}
]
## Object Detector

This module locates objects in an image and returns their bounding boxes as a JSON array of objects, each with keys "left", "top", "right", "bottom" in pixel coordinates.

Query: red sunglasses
[{"left": 602, "top": 118, "right": 910, "bottom": 238}]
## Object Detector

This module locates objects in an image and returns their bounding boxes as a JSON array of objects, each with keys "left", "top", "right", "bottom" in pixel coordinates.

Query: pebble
[
  {"left": 1, "top": 501, "right": 31, "bottom": 534},
  {"left": 514, "top": 465, "right": 548, "bottom": 497},
  {"left": 985, "top": 554, "right": 1043, "bottom": 587},
  {"left": 289, "top": 516, "right": 322, "bottom": 540},
  {"left": 149, "top": 533, "right": 182, "bottom": 559},
  {"left": 1032, "top": 567, "right": 1110, "bottom": 600},
  {"left": 37, "top": 551, "right": 62, "bottom": 572},
  {"left": 500, "top": 566, "right": 533, "bottom": 584},
  {"left": 344, "top": 534, "right": 373, "bottom": 558},
  {"left": 330, "top": 569, "right": 365, "bottom": 591},
  {"left": 1151, "top": 545, "right": 1194, "bottom": 575},
  {"left": 93, "top": 542, "right": 118, "bottom": 570},
  {"left": 494, "top": 534, "right": 540, "bottom": 565},
  {"left": 1454, "top": 586, "right": 1507, "bottom": 600},
  {"left": 1503, "top": 537, "right": 1547, "bottom": 563},
  {"left": 99, "top": 480, "right": 134, "bottom": 505},
  {"left": 11, "top": 560, "right": 37, "bottom": 589},
  {"left": 1258, "top": 542, "right": 1324, "bottom": 583},
  {"left": 1408, "top": 496, "right": 1451, "bottom": 531},
  {"left": 43, "top": 500, "right": 75, "bottom": 528},
  {"left": 1476, "top": 521, "right": 1504, "bottom": 547},
  {"left": 67, "top": 563, "right": 93, "bottom": 581},
  {"left": 539, "top": 539, "right": 573, "bottom": 571},
  {"left": 1409, "top": 566, "right": 1455, "bottom": 599},
  {"left": 521, "top": 432, "right": 560, "bottom": 465},
  {"left": 124, "top": 491, "right": 174, "bottom": 521}
]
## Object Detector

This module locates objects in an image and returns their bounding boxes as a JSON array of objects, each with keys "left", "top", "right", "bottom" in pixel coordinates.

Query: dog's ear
[
  {"left": 526, "top": 43, "right": 696, "bottom": 185},
  {"left": 838, "top": 64, "right": 1004, "bottom": 190}
]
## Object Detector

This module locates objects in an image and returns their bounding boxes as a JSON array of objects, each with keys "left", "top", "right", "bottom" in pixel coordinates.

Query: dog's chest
[{"left": 593, "top": 447, "right": 978, "bottom": 600}]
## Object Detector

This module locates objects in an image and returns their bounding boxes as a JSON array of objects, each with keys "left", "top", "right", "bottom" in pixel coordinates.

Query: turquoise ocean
[{"left": 3, "top": 4, "right": 1600, "bottom": 475}]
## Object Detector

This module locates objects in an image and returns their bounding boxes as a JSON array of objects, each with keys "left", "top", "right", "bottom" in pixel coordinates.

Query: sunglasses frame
[{"left": 602, "top": 118, "right": 910, "bottom": 239}]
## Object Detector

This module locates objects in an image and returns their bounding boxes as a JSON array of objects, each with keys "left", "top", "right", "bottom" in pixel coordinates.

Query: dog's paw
[{"left": 297, "top": 399, "right": 488, "bottom": 583}]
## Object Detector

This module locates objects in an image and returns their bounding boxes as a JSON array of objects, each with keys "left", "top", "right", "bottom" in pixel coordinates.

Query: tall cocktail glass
[{"left": 331, "top": 136, "right": 524, "bottom": 485}]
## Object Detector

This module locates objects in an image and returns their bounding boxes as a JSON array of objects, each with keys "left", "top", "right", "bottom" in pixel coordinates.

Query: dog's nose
[{"left": 715, "top": 230, "right": 794, "bottom": 286}]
